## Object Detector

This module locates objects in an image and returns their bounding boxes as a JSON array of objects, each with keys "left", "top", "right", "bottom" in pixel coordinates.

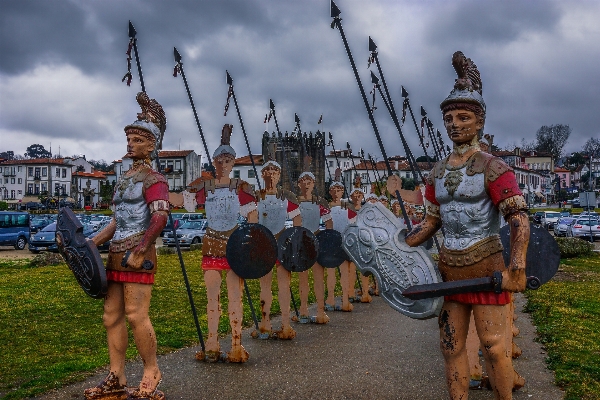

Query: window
[
  {"left": 18, "top": 178, "right": 22, "bottom": 184},
  {"left": 41, "top": 183, "right": 47, "bottom": 192},
  {"left": 10, "top": 190, "right": 15, "bottom": 199},
  {"left": 248, "top": 169, "right": 255, "bottom": 179},
  {"left": 34, "top": 167, "right": 40, "bottom": 178},
  {"left": 62, "top": 168, "right": 67, "bottom": 178},
  {"left": 28, "top": 167, "right": 34, "bottom": 177},
  {"left": 18, "top": 166, "right": 21, "bottom": 172},
  {"left": 56, "top": 168, "right": 60, "bottom": 177},
  {"left": 329, "top": 161, "right": 334, "bottom": 167},
  {"left": 28, "top": 184, "right": 33, "bottom": 194},
  {"left": 233, "top": 170, "right": 240, "bottom": 179},
  {"left": 11, "top": 178, "right": 15, "bottom": 184},
  {"left": 175, "top": 160, "right": 181, "bottom": 171},
  {"left": 34, "top": 184, "right": 40, "bottom": 194},
  {"left": 55, "top": 183, "right": 60, "bottom": 194},
  {"left": 18, "top": 190, "right": 22, "bottom": 195},
  {"left": 42, "top": 167, "right": 47, "bottom": 177}
]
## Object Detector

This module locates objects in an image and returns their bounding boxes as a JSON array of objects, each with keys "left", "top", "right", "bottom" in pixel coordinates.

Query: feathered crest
[
  {"left": 136, "top": 92, "right": 166, "bottom": 136},
  {"left": 451, "top": 51, "right": 482, "bottom": 94},
  {"left": 220, "top": 124, "right": 233, "bottom": 146}
]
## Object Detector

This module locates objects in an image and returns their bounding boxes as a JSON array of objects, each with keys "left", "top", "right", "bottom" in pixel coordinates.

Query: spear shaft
[
  {"left": 331, "top": 2, "right": 412, "bottom": 229},
  {"left": 327, "top": 132, "right": 348, "bottom": 198},
  {"left": 128, "top": 21, "right": 145, "bottom": 93},
  {"left": 403, "top": 89, "right": 433, "bottom": 169}
]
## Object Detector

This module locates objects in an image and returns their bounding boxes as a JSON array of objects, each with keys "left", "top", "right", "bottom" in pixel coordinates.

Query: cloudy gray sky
[{"left": 1, "top": 0, "right": 599, "bottom": 164}]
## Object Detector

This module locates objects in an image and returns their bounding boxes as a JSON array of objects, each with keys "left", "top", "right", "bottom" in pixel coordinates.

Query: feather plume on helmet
[
  {"left": 124, "top": 92, "right": 167, "bottom": 160},
  {"left": 440, "top": 51, "right": 486, "bottom": 120},
  {"left": 213, "top": 124, "right": 236, "bottom": 159},
  {"left": 262, "top": 140, "right": 281, "bottom": 171}
]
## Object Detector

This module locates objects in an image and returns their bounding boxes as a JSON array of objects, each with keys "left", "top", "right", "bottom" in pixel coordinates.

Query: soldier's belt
[
  {"left": 439, "top": 235, "right": 503, "bottom": 267},
  {"left": 109, "top": 231, "right": 146, "bottom": 253},
  {"left": 202, "top": 226, "right": 238, "bottom": 257}
]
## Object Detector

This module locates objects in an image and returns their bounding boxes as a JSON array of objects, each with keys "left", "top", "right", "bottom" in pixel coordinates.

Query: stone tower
[{"left": 262, "top": 130, "right": 326, "bottom": 196}]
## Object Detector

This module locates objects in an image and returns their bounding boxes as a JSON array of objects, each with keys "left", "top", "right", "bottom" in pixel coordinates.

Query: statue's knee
[{"left": 102, "top": 310, "right": 123, "bottom": 329}]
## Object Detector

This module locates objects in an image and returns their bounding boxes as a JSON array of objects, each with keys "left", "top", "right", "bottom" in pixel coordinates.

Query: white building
[
  {"left": 231, "top": 155, "right": 264, "bottom": 191},
  {"left": 71, "top": 170, "right": 108, "bottom": 208}
]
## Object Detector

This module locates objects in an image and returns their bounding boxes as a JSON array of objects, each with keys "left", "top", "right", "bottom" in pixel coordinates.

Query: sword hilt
[{"left": 121, "top": 250, "right": 154, "bottom": 270}]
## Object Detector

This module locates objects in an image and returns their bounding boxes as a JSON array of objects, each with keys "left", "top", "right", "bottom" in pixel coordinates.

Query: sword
[{"left": 402, "top": 271, "right": 543, "bottom": 300}]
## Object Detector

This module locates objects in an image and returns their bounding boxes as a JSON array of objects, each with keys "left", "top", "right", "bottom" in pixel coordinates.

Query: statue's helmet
[
  {"left": 124, "top": 92, "right": 166, "bottom": 160},
  {"left": 440, "top": 51, "right": 486, "bottom": 121}
]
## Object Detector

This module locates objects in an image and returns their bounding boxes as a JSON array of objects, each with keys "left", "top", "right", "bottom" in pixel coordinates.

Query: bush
[
  {"left": 30, "top": 252, "right": 65, "bottom": 267},
  {"left": 157, "top": 246, "right": 176, "bottom": 255},
  {"left": 555, "top": 237, "right": 594, "bottom": 258},
  {"left": 0, "top": 201, "right": 7, "bottom": 211}
]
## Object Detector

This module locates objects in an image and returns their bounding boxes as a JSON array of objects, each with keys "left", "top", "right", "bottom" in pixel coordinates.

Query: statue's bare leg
[
  {"left": 103, "top": 282, "right": 127, "bottom": 385},
  {"left": 473, "top": 303, "right": 513, "bottom": 400},
  {"left": 466, "top": 311, "right": 483, "bottom": 387},
  {"left": 438, "top": 301, "right": 471, "bottom": 399},
  {"left": 124, "top": 282, "right": 161, "bottom": 393},
  {"left": 360, "top": 273, "right": 372, "bottom": 303},
  {"left": 254, "top": 269, "right": 273, "bottom": 338},
  {"left": 203, "top": 270, "right": 222, "bottom": 356},
  {"left": 298, "top": 270, "right": 310, "bottom": 321},
  {"left": 326, "top": 267, "right": 337, "bottom": 310},
  {"left": 275, "top": 264, "right": 296, "bottom": 339},
  {"left": 348, "top": 261, "right": 358, "bottom": 299},
  {"left": 339, "top": 261, "right": 353, "bottom": 311},
  {"left": 226, "top": 269, "right": 248, "bottom": 362},
  {"left": 312, "top": 262, "right": 329, "bottom": 324}
]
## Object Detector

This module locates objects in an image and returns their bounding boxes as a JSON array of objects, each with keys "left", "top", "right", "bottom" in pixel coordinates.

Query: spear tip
[
  {"left": 420, "top": 106, "right": 427, "bottom": 116},
  {"left": 174, "top": 47, "right": 182, "bottom": 63},
  {"left": 401, "top": 86, "right": 409, "bottom": 98},
  {"left": 330, "top": 0, "right": 341, "bottom": 18},
  {"left": 269, "top": 99, "right": 275, "bottom": 110},
  {"left": 369, "top": 36, "right": 377, "bottom": 52},
  {"left": 294, "top": 113, "right": 300, "bottom": 123},
  {"left": 370, "top": 70, "right": 379, "bottom": 84},
  {"left": 226, "top": 70, "right": 233, "bottom": 85},
  {"left": 128, "top": 20, "right": 137, "bottom": 38}
]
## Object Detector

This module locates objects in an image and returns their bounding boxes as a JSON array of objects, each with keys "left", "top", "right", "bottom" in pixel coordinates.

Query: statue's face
[
  {"left": 350, "top": 191, "right": 364, "bottom": 205},
  {"left": 261, "top": 165, "right": 281, "bottom": 185},
  {"left": 329, "top": 185, "right": 344, "bottom": 201},
  {"left": 367, "top": 197, "right": 378, "bottom": 204},
  {"left": 126, "top": 130, "right": 155, "bottom": 161},
  {"left": 214, "top": 154, "right": 235, "bottom": 178},
  {"left": 379, "top": 199, "right": 389, "bottom": 208},
  {"left": 298, "top": 176, "right": 315, "bottom": 196},
  {"left": 443, "top": 109, "right": 483, "bottom": 145},
  {"left": 392, "top": 203, "right": 401, "bottom": 214}
]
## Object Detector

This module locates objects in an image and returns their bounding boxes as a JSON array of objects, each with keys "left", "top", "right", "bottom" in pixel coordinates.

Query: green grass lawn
[
  {"left": 0, "top": 252, "right": 322, "bottom": 399},
  {"left": 525, "top": 252, "right": 600, "bottom": 400}
]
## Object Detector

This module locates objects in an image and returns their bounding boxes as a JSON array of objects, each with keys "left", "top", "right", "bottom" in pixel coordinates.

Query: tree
[
  {"left": 0, "top": 151, "right": 14, "bottom": 160},
  {"left": 565, "top": 152, "right": 587, "bottom": 170},
  {"left": 583, "top": 137, "right": 600, "bottom": 159},
  {"left": 25, "top": 144, "right": 51, "bottom": 159},
  {"left": 520, "top": 138, "right": 537, "bottom": 152},
  {"left": 88, "top": 159, "right": 113, "bottom": 172},
  {"left": 535, "top": 124, "right": 571, "bottom": 160},
  {"left": 415, "top": 155, "right": 437, "bottom": 163},
  {"left": 402, "top": 178, "right": 416, "bottom": 191}
]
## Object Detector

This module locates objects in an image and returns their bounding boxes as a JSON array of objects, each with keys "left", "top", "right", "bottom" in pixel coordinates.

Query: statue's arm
[
  {"left": 500, "top": 197, "right": 530, "bottom": 292},
  {"left": 92, "top": 219, "right": 116, "bottom": 247},
  {"left": 405, "top": 214, "right": 442, "bottom": 247}
]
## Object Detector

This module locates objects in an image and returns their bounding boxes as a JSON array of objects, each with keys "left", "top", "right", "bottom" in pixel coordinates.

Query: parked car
[
  {"left": 540, "top": 211, "right": 561, "bottom": 230},
  {"left": 553, "top": 217, "right": 576, "bottom": 237},
  {"left": 559, "top": 210, "right": 571, "bottom": 217},
  {"left": 162, "top": 220, "right": 207, "bottom": 247},
  {"left": 29, "top": 222, "right": 59, "bottom": 253},
  {"left": 0, "top": 211, "right": 30, "bottom": 250},
  {"left": 161, "top": 212, "right": 185, "bottom": 237},
  {"left": 532, "top": 211, "right": 544, "bottom": 224},
  {"left": 566, "top": 217, "right": 600, "bottom": 241},
  {"left": 29, "top": 216, "right": 53, "bottom": 234},
  {"left": 86, "top": 221, "right": 112, "bottom": 251}
]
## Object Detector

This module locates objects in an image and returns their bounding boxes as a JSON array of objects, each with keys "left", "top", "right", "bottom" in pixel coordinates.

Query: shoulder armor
[
  {"left": 190, "top": 178, "right": 215, "bottom": 194},
  {"left": 315, "top": 196, "right": 330, "bottom": 209},
  {"left": 486, "top": 157, "right": 513, "bottom": 182},
  {"left": 426, "top": 168, "right": 436, "bottom": 186},
  {"left": 236, "top": 179, "right": 255, "bottom": 197},
  {"left": 143, "top": 170, "right": 167, "bottom": 191},
  {"left": 279, "top": 188, "right": 299, "bottom": 204},
  {"left": 465, "top": 151, "right": 494, "bottom": 176}
]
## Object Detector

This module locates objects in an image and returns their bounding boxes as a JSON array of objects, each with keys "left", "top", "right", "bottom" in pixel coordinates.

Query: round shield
[
  {"left": 226, "top": 223, "right": 277, "bottom": 279},
  {"left": 316, "top": 229, "right": 347, "bottom": 268},
  {"left": 500, "top": 223, "right": 560, "bottom": 289},
  {"left": 277, "top": 226, "right": 319, "bottom": 272},
  {"left": 56, "top": 207, "right": 107, "bottom": 299}
]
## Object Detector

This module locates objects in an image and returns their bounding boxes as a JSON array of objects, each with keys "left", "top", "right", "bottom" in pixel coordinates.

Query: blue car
[{"left": 0, "top": 211, "right": 30, "bottom": 250}]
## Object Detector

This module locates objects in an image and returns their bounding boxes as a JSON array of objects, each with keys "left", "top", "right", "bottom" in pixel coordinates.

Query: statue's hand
[
  {"left": 126, "top": 249, "right": 146, "bottom": 270},
  {"left": 501, "top": 267, "right": 526, "bottom": 292},
  {"left": 386, "top": 175, "right": 402, "bottom": 197}
]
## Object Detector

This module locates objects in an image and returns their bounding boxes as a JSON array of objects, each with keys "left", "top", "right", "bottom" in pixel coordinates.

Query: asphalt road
[{"left": 37, "top": 294, "right": 563, "bottom": 400}]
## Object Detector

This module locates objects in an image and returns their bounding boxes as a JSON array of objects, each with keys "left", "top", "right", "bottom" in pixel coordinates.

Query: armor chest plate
[
  {"left": 330, "top": 206, "right": 349, "bottom": 233},
  {"left": 300, "top": 201, "right": 321, "bottom": 233},
  {"left": 258, "top": 194, "right": 287, "bottom": 234},
  {"left": 113, "top": 177, "right": 150, "bottom": 241},
  {"left": 205, "top": 187, "right": 240, "bottom": 232},
  {"left": 435, "top": 165, "right": 500, "bottom": 250}
]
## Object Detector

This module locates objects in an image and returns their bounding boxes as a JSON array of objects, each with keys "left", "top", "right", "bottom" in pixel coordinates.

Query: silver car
[
  {"left": 566, "top": 217, "right": 600, "bottom": 241},
  {"left": 163, "top": 220, "right": 207, "bottom": 247},
  {"left": 554, "top": 217, "right": 576, "bottom": 237},
  {"left": 541, "top": 211, "right": 561, "bottom": 230}
]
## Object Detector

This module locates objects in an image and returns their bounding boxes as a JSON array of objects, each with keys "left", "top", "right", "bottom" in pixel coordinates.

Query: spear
[
  {"left": 345, "top": 142, "right": 365, "bottom": 294},
  {"left": 224, "top": 70, "right": 261, "bottom": 331},
  {"left": 359, "top": 148, "right": 373, "bottom": 188},
  {"left": 327, "top": 131, "right": 348, "bottom": 198},
  {"left": 368, "top": 38, "right": 420, "bottom": 182},
  {"left": 368, "top": 153, "right": 384, "bottom": 196},
  {"left": 122, "top": 21, "right": 146, "bottom": 92},
  {"left": 402, "top": 86, "right": 433, "bottom": 169},
  {"left": 331, "top": 1, "right": 412, "bottom": 229},
  {"left": 421, "top": 106, "right": 443, "bottom": 161}
]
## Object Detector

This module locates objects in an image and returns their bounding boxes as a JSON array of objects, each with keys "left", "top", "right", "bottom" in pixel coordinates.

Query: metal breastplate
[
  {"left": 330, "top": 206, "right": 349, "bottom": 233},
  {"left": 435, "top": 165, "right": 500, "bottom": 251},
  {"left": 258, "top": 194, "right": 287, "bottom": 234},
  {"left": 300, "top": 201, "right": 321, "bottom": 233},
  {"left": 205, "top": 187, "right": 240, "bottom": 232},
  {"left": 113, "top": 177, "right": 150, "bottom": 241}
]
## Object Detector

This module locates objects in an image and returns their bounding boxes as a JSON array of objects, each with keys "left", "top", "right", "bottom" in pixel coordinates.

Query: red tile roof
[
  {"left": 234, "top": 155, "right": 263, "bottom": 166},
  {"left": 72, "top": 171, "right": 107, "bottom": 179},
  {"left": 159, "top": 150, "right": 194, "bottom": 157},
  {"left": 0, "top": 158, "right": 70, "bottom": 165},
  {"left": 189, "top": 171, "right": 215, "bottom": 187}
]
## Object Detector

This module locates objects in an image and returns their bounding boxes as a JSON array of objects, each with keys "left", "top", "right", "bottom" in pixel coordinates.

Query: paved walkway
[{"left": 37, "top": 293, "right": 563, "bottom": 400}]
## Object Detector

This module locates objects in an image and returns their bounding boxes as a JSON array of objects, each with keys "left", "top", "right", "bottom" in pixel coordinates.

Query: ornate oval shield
[
  {"left": 226, "top": 223, "right": 278, "bottom": 279},
  {"left": 277, "top": 226, "right": 319, "bottom": 272},
  {"left": 343, "top": 202, "right": 443, "bottom": 319},
  {"left": 499, "top": 223, "right": 560, "bottom": 289},
  {"left": 316, "top": 229, "right": 347, "bottom": 268},
  {"left": 56, "top": 207, "right": 107, "bottom": 299}
]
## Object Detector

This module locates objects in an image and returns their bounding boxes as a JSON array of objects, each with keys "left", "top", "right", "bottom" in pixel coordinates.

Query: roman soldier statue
[
  {"left": 345, "top": 184, "right": 372, "bottom": 303},
  {"left": 86, "top": 92, "right": 169, "bottom": 400},
  {"left": 192, "top": 124, "right": 258, "bottom": 363},
  {"left": 254, "top": 150, "right": 302, "bottom": 340},
  {"left": 324, "top": 181, "right": 357, "bottom": 312},
  {"left": 387, "top": 51, "right": 530, "bottom": 400},
  {"left": 295, "top": 171, "right": 332, "bottom": 324}
]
